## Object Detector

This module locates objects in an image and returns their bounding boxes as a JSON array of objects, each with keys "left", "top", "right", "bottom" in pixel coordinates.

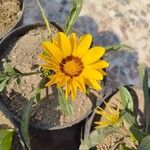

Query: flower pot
[
  {"left": 0, "top": 22, "right": 112, "bottom": 150},
  {"left": 0, "top": 0, "right": 24, "bottom": 40}
]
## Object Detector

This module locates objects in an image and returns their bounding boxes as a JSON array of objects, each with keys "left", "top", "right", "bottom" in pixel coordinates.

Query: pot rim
[
  {"left": 0, "top": 22, "right": 110, "bottom": 131},
  {"left": 0, "top": 0, "right": 25, "bottom": 40}
]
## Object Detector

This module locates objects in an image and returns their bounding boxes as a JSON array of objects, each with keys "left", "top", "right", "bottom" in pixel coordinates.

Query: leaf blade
[
  {"left": 20, "top": 98, "right": 34, "bottom": 150},
  {"left": 0, "top": 129, "right": 14, "bottom": 150},
  {"left": 64, "top": 0, "right": 83, "bottom": 35},
  {"left": 119, "top": 87, "right": 134, "bottom": 113}
]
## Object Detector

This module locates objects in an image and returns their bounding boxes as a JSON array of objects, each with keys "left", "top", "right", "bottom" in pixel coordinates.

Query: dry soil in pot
[
  {"left": 0, "top": 24, "right": 97, "bottom": 128},
  {"left": 0, "top": 0, "right": 22, "bottom": 39}
]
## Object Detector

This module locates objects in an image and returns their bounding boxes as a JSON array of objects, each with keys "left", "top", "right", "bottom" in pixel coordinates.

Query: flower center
[{"left": 60, "top": 55, "right": 84, "bottom": 78}]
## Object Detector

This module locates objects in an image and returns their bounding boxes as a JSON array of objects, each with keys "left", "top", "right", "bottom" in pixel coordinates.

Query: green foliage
[
  {"left": 64, "top": 0, "right": 83, "bottom": 35},
  {"left": 34, "top": 78, "right": 49, "bottom": 102},
  {"left": 36, "top": 0, "right": 52, "bottom": 38},
  {"left": 138, "top": 65, "right": 150, "bottom": 133},
  {"left": 0, "top": 60, "right": 41, "bottom": 93},
  {"left": 138, "top": 136, "right": 150, "bottom": 150},
  {"left": 130, "top": 126, "right": 146, "bottom": 143},
  {"left": 119, "top": 87, "right": 134, "bottom": 113},
  {"left": 20, "top": 98, "right": 34, "bottom": 150},
  {"left": 105, "top": 44, "right": 131, "bottom": 51},
  {"left": 0, "top": 129, "right": 14, "bottom": 150},
  {"left": 58, "top": 88, "right": 74, "bottom": 116},
  {"left": 79, "top": 127, "right": 116, "bottom": 150},
  {"left": 121, "top": 111, "right": 135, "bottom": 127}
]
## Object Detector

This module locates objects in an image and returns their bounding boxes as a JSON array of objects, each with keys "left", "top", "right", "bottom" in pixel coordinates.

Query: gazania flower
[
  {"left": 40, "top": 32, "right": 109, "bottom": 99},
  {"left": 94, "top": 101, "right": 120, "bottom": 129}
]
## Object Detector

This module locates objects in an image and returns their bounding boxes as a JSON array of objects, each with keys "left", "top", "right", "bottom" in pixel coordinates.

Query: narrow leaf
[
  {"left": 0, "top": 129, "right": 14, "bottom": 150},
  {"left": 64, "top": 0, "right": 83, "bottom": 35},
  {"left": 36, "top": 0, "right": 52, "bottom": 38},
  {"left": 0, "top": 73, "right": 7, "bottom": 82},
  {"left": 138, "top": 65, "right": 150, "bottom": 133},
  {"left": 138, "top": 135, "right": 150, "bottom": 150},
  {"left": 105, "top": 44, "right": 131, "bottom": 51},
  {"left": 58, "top": 88, "right": 74, "bottom": 116},
  {"left": 119, "top": 87, "right": 134, "bottom": 113},
  {"left": 2, "top": 60, "right": 16, "bottom": 75},
  {"left": 34, "top": 78, "right": 49, "bottom": 101},
  {"left": 79, "top": 127, "right": 116, "bottom": 150},
  {"left": 130, "top": 126, "right": 146, "bottom": 143},
  {"left": 20, "top": 98, "right": 34, "bottom": 150},
  {"left": 0, "top": 78, "right": 9, "bottom": 92},
  {"left": 121, "top": 111, "right": 136, "bottom": 126}
]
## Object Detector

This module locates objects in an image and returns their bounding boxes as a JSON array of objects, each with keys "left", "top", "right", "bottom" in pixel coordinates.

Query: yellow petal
[
  {"left": 100, "top": 69, "right": 107, "bottom": 76},
  {"left": 42, "top": 41, "right": 62, "bottom": 62},
  {"left": 95, "top": 110, "right": 112, "bottom": 120},
  {"left": 59, "top": 75, "right": 70, "bottom": 87},
  {"left": 46, "top": 75, "right": 58, "bottom": 87},
  {"left": 58, "top": 32, "right": 71, "bottom": 57},
  {"left": 39, "top": 54, "right": 59, "bottom": 65},
  {"left": 73, "top": 34, "right": 92, "bottom": 57},
  {"left": 70, "top": 79, "right": 78, "bottom": 100},
  {"left": 82, "top": 47, "right": 105, "bottom": 64},
  {"left": 41, "top": 64, "right": 59, "bottom": 71},
  {"left": 85, "top": 78, "right": 102, "bottom": 91},
  {"left": 87, "top": 60, "right": 109, "bottom": 69},
  {"left": 75, "top": 75, "right": 86, "bottom": 93},
  {"left": 94, "top": 121, "right": 110, "bottom": 129},
  {"left": 82, "top": 69, "right": 103, "bottom": 80},
  {"left": 69, "top": 33, "right": 77, "bottom": 54}
]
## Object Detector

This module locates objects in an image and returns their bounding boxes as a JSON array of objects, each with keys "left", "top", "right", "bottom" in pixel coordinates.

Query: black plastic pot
[
  {"left": 0, "top": 0, "right": 24, "bottom": 40},
  {"left": 0, "top": 23, "right": 113, "bottom": 150}
]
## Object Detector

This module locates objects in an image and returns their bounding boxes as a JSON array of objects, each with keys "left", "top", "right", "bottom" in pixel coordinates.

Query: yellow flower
[
  {"left": 94, "top": 101, "right": 120, "bottom": 129},
  {"left": 40, "top": 32, "right": 109, "bottom": 99}
]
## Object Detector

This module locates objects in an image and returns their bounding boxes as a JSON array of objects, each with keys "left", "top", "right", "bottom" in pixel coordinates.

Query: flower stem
[{"left": 21, "top": 71, "right": 41, "bottom": 77}]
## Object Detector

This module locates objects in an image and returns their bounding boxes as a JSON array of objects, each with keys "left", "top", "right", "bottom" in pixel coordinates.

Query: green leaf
[
  {"left": 64, "top": 0, "right": 83, "bottom": 35},
  {"left": 0, "top": 73, "right": 7, "bottom": 82},
  {"left": 16, "top": 78, "right": 21, "bottom": 85},
  {"left": 79, "top": 127, "right": 116, "bottom": 150},
  {"left": 119, "top": 87, "right": 134, "bottom": 113},
  {"left": 58, "top": 88, "right": 74, "bottom": 116},
  {"left": 121, "top": 111, "right": 136, "bottom": 127},
  {"left": 0, "top": 129, "right": 14, "bottom": 150},
  {"left": 138, "top": 65, "right": 150, "bottom": 133},
  {"left": 138, "top": 136, "right": 150, "bottom": 150},
  {"left": 36, "top": 0, "right": 52, "bottom": 38},
  {"left": 0, "top": 78, "right": 9, "bottom": 92},
  {"left": 3, "top": 60, "right": 16, "bottom": 75},
  {"left": 34, "top": 78, "right": 48, "bottom": 101},
  {"left": 105, "top": 44, "right": 131, "bottom": 51},
  {"left": 130, "top": 126, "right": 146, "bottom": 143},
  {"left": 120, "top": 145, "right": 132, "bottom": 150},
  {"left": 20, "top": 98, "right": 34, "bottom": 150}
]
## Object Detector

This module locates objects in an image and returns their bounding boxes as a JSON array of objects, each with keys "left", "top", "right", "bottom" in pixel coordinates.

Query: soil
[
  {"left": 0, "top": 25, "right": 96, "bottom": 128},
  {"left": 0, "top": 0, "right": 22, "bottom": 39},
  {"left": 95, "top": 86, "right": 144, "bottom": 150}
]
